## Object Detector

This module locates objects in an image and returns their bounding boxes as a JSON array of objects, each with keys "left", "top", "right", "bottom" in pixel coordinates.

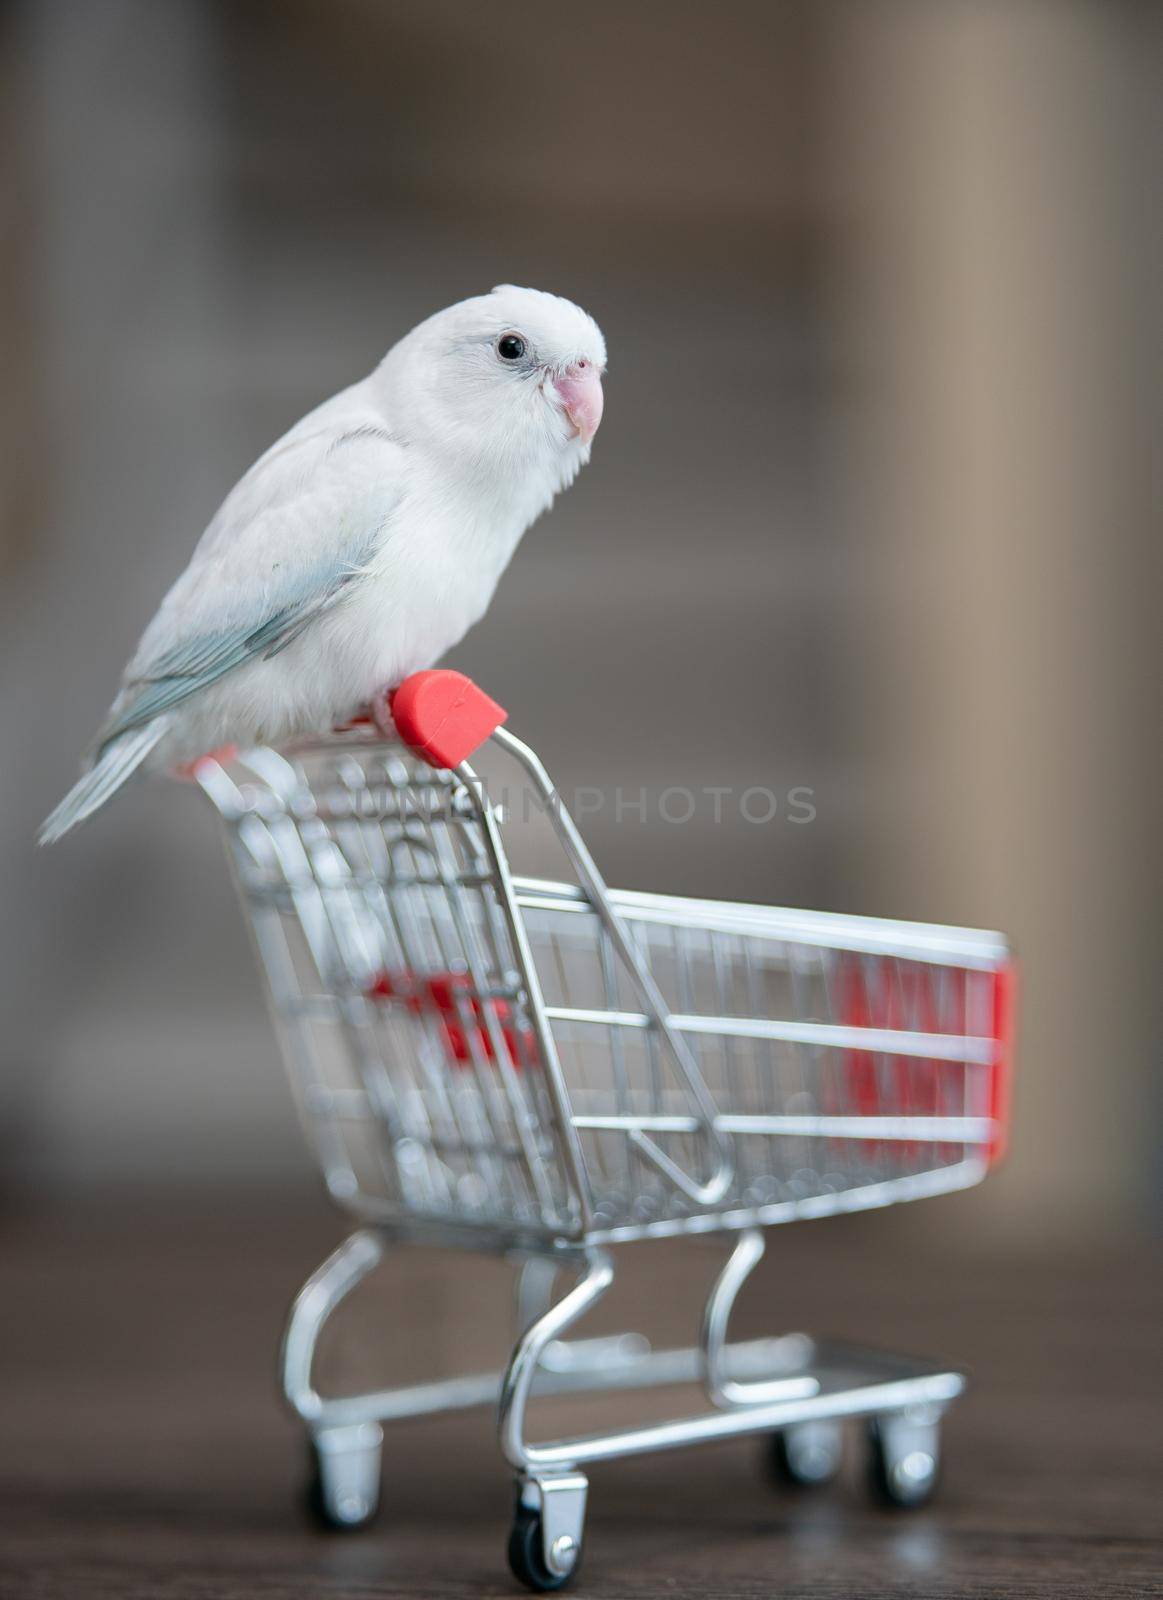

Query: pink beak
[{"left": 553, "top": 360, "right": 604, "bottom": 445}]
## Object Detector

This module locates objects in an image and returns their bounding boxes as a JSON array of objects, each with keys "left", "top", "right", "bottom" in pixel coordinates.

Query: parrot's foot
[
  {"left": 369, "top": 688, "right": 398, "bottom": 738},
  {"left": 172, "top": 744, "right": 239, "bottom": 781},
  {"left": 332, "top": 689, "right": 397, "bottom": 738},
  {"left": 336, "top": 677, "right": 505, "bottom": 768}
]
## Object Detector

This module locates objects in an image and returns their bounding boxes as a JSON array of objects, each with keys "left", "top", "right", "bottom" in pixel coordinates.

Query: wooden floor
[{"left": 0, "top": 1203, "right": 1158, "bottom": 1598}]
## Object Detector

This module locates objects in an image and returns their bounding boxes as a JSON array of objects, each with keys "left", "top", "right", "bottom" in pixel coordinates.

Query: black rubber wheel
[
  {"left": 767, "top": 1424, "right": 843, "bottom": 1489},
  {"left": 507, "top": 1508, "right": 576, "bottom": 1593},
  {"left": 867, "top": 1421, "right": 938, "bottom": 1509}
]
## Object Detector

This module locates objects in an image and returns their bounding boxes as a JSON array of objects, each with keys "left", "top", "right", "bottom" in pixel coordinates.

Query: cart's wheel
[
  {"left": 507, "top": 1507, "right": 579, "bottom": 1593},
  {"left": 305, "top": 1455, "right": 379, "bottom": 1530},
  {"left": 769, "top": 1419, "right": 844, "bottom": 1488},
  {"left": 305, "top": 1424, "right": 382, "bottom": 1530},
  {"left": 867, "top": 1414, "right": 940, "bottom": 1508}
]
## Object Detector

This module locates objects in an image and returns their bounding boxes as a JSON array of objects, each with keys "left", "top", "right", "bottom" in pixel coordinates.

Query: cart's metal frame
[
  {"left": 283, "top": 1222, "right": 961, "bottom": 1578},
  {"left": 199, "top": 680, "right": 1011, "bottom": 1590}
]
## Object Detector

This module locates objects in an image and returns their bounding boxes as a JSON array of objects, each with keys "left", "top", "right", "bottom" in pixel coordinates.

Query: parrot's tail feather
[{"left": 38, "top": 721, "right": 170, "bottom": 845}]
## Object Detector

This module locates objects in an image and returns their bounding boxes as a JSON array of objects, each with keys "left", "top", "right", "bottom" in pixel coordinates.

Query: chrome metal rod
[
  {"left": 701, "top": 1228, "right": 817, "bottom": 1407},
  {"left": 541, "top": 1004, "right": 996, "bottom": 1065},
  {"left": 510, "top": 1372, "right": 963, "bottom": 1471},
  {"left": 282, "top": 1230, "right": 386, "bottom": 1422},
  {"left": 498, "top": 1250, "right": 615, "bottom": 1470},
  {"left": 490, "top": 727, "right": 734, "bottom": 1207},
  {"left": 570, "top": 1112, "right": 994, "bottom": 1144},
  {"left": 457, "top": 757, "right": 594, "bottom": 1239},
  {"left": 496, "top": 1245, "right": 964, "bottom": 1473},
  {"left": 303, "top": 1331, "right": 815, "bottom": 1432}
]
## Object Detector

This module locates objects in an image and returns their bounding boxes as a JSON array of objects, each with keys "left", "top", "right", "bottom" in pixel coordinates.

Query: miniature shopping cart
[{"left": 197, "top": 670, "right": 1016, "bottom": 1591}]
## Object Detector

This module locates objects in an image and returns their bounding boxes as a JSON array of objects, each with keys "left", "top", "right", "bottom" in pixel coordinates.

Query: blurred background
[{"left": 1, "top": 0, "right": 1159, "bottom": 1247}]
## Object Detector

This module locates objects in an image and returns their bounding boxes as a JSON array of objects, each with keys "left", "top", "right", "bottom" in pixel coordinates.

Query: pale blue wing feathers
[
  {"left": 93, "top": 550, "right": 374, "bottom": 750},
  {"left": 90, "top": 412, "right": 404, "bottom": 755}
]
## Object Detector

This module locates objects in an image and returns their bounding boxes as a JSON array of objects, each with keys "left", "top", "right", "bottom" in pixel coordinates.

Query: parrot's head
[{"left": 381, "top": 286, "right": 606, "bottom": 496}]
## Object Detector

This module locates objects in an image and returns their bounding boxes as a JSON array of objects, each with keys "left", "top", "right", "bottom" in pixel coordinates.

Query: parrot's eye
[{"left": 496, "top": 334, "right": 526, "bottom": 362}]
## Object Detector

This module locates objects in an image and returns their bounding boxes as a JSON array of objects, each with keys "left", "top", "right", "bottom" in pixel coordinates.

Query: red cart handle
[{"left": 389, "top": 671, "right": 508, "bottom": 769}]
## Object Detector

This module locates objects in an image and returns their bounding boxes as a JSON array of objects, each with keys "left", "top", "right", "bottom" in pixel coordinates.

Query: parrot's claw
[
  {"left": 332, "top": 691, "right": 396, "bottom": 738},
  {"left": 369, "top": 688, "right": 397, "bottom": 739}
]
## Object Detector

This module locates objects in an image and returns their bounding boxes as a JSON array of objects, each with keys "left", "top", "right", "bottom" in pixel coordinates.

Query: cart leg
[
  {"left": 701, "top": 1229, "right": 819, "bottom": 1408},
  {"left": 308, "top": 1421, "right": 384, "bottom": 1528},
  {"left": 281, "top": 1229, "right": 386, "bottom": 1419},
  {"left": 280, "top": 1229, "right": 387, "bottom": 1528},
  {"left": 515, "top": 1254, "right": 559, "bottom": 1334},
  {"left": 770, "top": 1418, "right": 845, "bottom": 1488},
  {"left": 500, "top": 1251, "right": 613, "bottom": 1590},
  {"left": 514, "top": 1254, "right": 650, "bottom": 1375},
  {"left": 868, "top": 1404, "right": 942, "bottom": 1507},
  {"left": 508, "top": 1470, "right": 589, "bottom": 1592},
  {"left": 499, "top": 1250, "right": 614, "bottom": 1471}
]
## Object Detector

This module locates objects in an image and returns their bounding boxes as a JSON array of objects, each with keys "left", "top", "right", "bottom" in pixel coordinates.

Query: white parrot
[{"left": 40, "top": 285, "right": 605, "bottom": 843}]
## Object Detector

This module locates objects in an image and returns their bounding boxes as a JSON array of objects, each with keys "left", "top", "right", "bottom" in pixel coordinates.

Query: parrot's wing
[
  {"left": 95, "top": 565, "right": 365, "bottom": 744},
  {"left": 93, "top": 417, "right": 404, "bottom": 754}
]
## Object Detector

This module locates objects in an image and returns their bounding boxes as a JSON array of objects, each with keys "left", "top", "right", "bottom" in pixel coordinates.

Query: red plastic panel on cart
[
  {"left": 390, "top": 671, "right": 507, "bottom": 769},
  {"left": 834, "top": 952, "right": 1016, "bottom": 1168},
  {"left": 368, "top": 968, "right": 534, "bottom": 1071},
  {"left": 987, "top": 961, "right": 1019, "bottom": 1167}
]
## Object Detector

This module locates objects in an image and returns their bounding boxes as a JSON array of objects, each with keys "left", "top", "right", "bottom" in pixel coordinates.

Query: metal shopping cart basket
[{"left": 197, "top": 670, "right": 1017, "bottom": 1591}]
